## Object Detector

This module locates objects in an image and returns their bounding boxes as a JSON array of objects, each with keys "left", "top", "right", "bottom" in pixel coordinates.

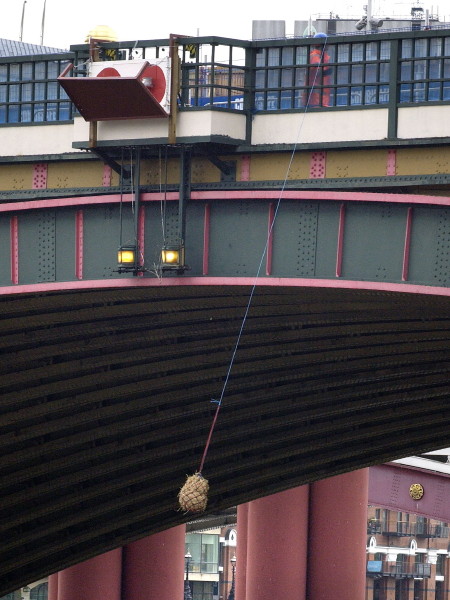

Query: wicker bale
[{"left": 178, "top": 473, "right": 209, "bottom": 513}]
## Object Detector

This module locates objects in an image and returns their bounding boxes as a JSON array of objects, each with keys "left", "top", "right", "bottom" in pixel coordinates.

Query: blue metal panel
[
  {"left": 271, "top": 201, "right": 319, "bottom": 277},
  {"left": 82, "top": 205, "right": 134, "bottom": 280},
  {"left": 207, "top": 200, "right": 268, "bottom": 277},
  {"left": 408, "top": 206, "right": 450, "bottom": 287},
  {"left": 341, "top": 203, "right": 406, "bottom": 282}
]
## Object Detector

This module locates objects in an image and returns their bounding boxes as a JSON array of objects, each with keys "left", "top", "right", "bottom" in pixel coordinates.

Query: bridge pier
[
  {"left": 122, "top": 525, "right": 185, "bottom": 600},
  {"left": 238, "top": 470, "right": 368, "bottom": 600},
  {"left": 57, "top": 549, "right": 122, "bottom": 600}
]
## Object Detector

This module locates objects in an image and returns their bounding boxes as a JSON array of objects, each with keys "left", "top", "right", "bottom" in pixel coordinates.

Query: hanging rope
[{"left": 178, "top": 39, "right": 329, "bottom": 512}]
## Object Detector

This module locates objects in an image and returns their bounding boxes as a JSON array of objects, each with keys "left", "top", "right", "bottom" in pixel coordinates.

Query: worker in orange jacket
[{"left": 308, "top": 33, "right": 332, "bottom": 107}]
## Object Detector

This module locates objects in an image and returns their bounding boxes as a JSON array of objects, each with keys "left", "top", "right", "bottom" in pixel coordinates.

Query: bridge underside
[{"left": 1, "top": 283, "right": 450, "bottom": 593}]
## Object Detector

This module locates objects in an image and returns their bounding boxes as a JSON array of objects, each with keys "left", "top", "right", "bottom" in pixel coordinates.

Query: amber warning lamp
[
  {"left": 161, "top": 244, "right": 186, "bottom": 272},
  {"left": 117, "top": 244, "right": 138, "bottom": 273}
]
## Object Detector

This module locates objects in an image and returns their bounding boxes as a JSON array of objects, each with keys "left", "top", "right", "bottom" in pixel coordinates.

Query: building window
[{"left": 186, "top": 533, "right": 219, "bottom": 574}]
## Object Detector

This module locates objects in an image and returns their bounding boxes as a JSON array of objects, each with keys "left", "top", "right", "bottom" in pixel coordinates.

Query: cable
[{"left": 197, "top": 39, "right": 329, "bottom": 474}]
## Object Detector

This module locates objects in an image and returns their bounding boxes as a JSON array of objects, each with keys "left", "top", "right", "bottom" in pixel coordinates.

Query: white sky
[{"left": 3, "top": 0, "right": 450, "bottom": 50}]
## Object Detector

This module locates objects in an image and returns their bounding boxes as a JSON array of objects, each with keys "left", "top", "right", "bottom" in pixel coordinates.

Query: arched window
[{"left": 30, "top": 583, "right": 48, "bottom": 600}]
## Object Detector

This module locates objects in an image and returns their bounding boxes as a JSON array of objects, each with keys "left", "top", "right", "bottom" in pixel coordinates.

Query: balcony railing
[
  {"left": 367, "top": 560, "right": 431, "bottom": 578},
  {"left": 380, "top": 522, "right": 449, "bottom": 537},
  {"left": 3, "top": 28, "right": 450, "bottom": 132}
]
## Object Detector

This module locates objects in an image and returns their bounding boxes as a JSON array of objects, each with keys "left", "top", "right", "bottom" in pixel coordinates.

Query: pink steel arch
[{"left": 3, "top": 188, "right": 450, "bottom": 297}]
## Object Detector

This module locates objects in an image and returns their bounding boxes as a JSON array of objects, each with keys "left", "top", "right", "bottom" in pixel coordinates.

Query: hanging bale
[{"left": 178, "top": 472, "right": 209, "bottom": 513}]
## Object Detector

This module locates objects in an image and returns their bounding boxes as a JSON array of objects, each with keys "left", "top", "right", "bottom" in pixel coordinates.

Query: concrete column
[
  {"left": 307, "top": 469, "right": 369, "bottom": 600},
  {"left": 122, "top": 525, "right": 185, "bottom": 600},
  {"left": 235, "top": 503, "right": 249, "bottom": 600},
  {"left": 48, "top": 574, "right": 58, "bottom": 600},
  {"left": 58, "top": 549, "right": 122, "bottom": 600},
  {"left": 246, "top": 486, "right": 309, "bottom": 600}
]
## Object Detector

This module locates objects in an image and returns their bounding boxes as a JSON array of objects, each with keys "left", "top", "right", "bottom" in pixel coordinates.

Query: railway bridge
[{"left": 2, "top": 26, "right": 450, "bottom": 599}]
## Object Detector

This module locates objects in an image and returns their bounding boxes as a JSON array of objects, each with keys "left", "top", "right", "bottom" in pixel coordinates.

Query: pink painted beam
[
  {"left": 3, "top": 190, "right": 450, "bottom": 212},
  {"left": 102, "top": 165, "right": 112, "bottom": 187},
  {"left": 309, "top": 151, "right": 326, "bottom": 179},
  {"left": 240, "top": 155, "right": 251, "bottom": 181},
  {"left": 386, "top": 149, "right": 397, "bottom": 176},
  {"left": 32, "top": 163, "right": 48, "bottom": 189},
  {"left": 75, "top": 210, "right": 84, "bottom": 280},
  {"left": 3, "top": 277, "right": 450, "bottom": 298}
]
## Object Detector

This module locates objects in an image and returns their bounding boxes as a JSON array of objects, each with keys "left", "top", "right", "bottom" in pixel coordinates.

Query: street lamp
[
  {"left": 228, "top": 555, "right": 236, "bottom": 600},
  {"left": 184, "top": 550, "right": 193, "bottom": 600}
]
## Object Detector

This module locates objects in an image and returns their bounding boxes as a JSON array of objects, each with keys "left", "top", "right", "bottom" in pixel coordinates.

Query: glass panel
[
  {"left": 414, "top": 38, "right": 427, "bottom": 57},
  {"left": 254, "top": 91, "right": 265, "bottom": 110},
  {"left": 429, "top": 59, "right": 441, "bottom": 79},
  {"left": 295, "top": 47, "right": 308, "bottom": 65},
  {"left": 22, "top": 63, "right": 33, "bottom": 80},
  {"left": 20, "top": 103, "right": 32, "bottom": 122},
  {"left": 8, "top": 105, "right": 19, "bottom": 122},
  {"left": 294, "top": 88, "right": 306, "bottom": 108},
  {"left": 337, "top": 44, "right": 350, "bottom": 62},
  {"left": 34, "top": 103, "right": 45, "bottom": 121},
  {"left": 443, "top": 81, "right": 450, "bottom": 100},
  {"left": 0, "top": 105, "right": 6, "bottom": 123},
  {"left": 0, "top": 65, "right": 7, "bottom": 82},
  {"left": 35, "top": 62, "right": 46, "bottom": 79},
  {"left": 267, "top": 68, "right": 279, "bottom": 87},
  {"left": 255, "top": 70, "right": 265, "bottom": 88},
  {"left": 281, "top": 67, "right": 293, "bottom": 87},
  {"left": 336, "top": 87, "right": 349, "bottom": 105},
  {"left": 282, "top": 47, "right": 294, "bottom": 65},
  {"left": 255, "top": 48, "right": 265, "bottom": 67},
  {"left": 351, "top": 64, "right": 363, "bottom": 83},
  {"left": 0, "top": 86, "right": 6, "bottom": 102},
  {"left": 266, "top": 91, "right": 279, "bottom": 110},
  {"left": 47, "top": 81, "right": 58, "bottom": 99},
  {"left": 379, "top": 62, "right": 389, "bottom": 82},
  {"left": 401, "top": 61, "right": 412, "bottom": 80},
  {"left": 8, "top": 85, "right": 20, "bottom": 101},
  {"left": 280, "top": 89, "right": 292, "bottom": 109},
  {"left": 430, "top": 38, "right": 442, "bottom": 56},
  {"left": 22, "top": 83, "right": 33, "bottom": 101},
  {"left": 351, "top": 43, "right": 364, "bottom": 61},
  {"left": 268, "top": 48, "right": 280, "bottom": 66},
  {"left": 294, "top": 67, "right": 307, "bottom": 86},
  {"left": 46, "top": 102, "right": 58, "bottom": 121},
  {"left": 366, "top": 42, "right": 378, "bottom": 60},
  {"left": 444, "top": 58, "right": 450, "bottom": 78},
  {"left": 326, "top": 45, "right": 335, "bottom": 62},
  {"left": 366, "top": 63, "right": 377, "bottom": 83},
  {"left": 413, "top": 82, "right": 426, "bottom": 102},
  {"left": 365, "top": 86, "right": 377, "bottom": 104},
  {"left": 9, "top": 64, "right": 20, "bottom": 82},
  {"left": 402, "top": 39, "right": 413, "bottom": 59},
  {"left": 350, "top": 86, "right": 363, "bottom": 105},
  {"left": 379, "top": 85, "right": 389, "bottom": 103},
  {"left": 337, "top": 65, "right": 349, "bottom": 83},
  {"left": 400, "top": 83, "right": 412, "bottom": 102},
  {"left": 59, "top": 102, "right": 72, "bottom": 120},
  {"left": 380, "top": 41, "right": 390, "bottom": 59},
  {"left": 47, "top": 61, "right": 60, "bottom": 78},
  {"left": 428, "top": 82, "right": 441, "bottom": 100},
  {"left": 413, "top": 60, "right": 427, "bottom": 80}
]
